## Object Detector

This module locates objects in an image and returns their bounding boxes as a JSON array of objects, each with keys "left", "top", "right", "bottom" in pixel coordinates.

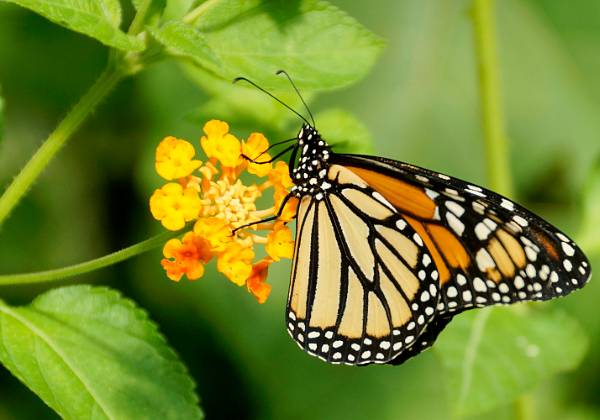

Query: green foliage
[
  {"left": 149, "top": 21, "right": 220, "bottom": 67},
  {"left": 183, "top": 65, "right": 310, "bottom": 131},
  {"left": 0, "top": 0, "right": 143, "bottom": 51},
  {"left": 314, "top": 108, "right": 374, "bottom": 154},
  {"left": 161, "top": 0, "right": 195, "bottom": 21},
  {"left": 0, "top": 286, "right": 202, "bottom": 419},
  {"left": 186, "top": 0, "right": 384, "bottom": 89},
  {"left": 0, "top": 0, "right": 598, "bottom": 419},
  {"left": 131, "top": 0, "right": 167, "bottom": 27},
  {"left": 436, "top": 306, "right": 588, "bottom": 417}
]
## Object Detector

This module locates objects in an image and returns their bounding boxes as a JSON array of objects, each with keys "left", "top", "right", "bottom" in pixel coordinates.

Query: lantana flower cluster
[{"left": 149, "top": 120, "right": 297, "bottom": 303}]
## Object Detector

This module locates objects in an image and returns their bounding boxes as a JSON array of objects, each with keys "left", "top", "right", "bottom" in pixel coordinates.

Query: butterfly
[{"left": 236, "top": 72, "right": 592, "bottom": 366}]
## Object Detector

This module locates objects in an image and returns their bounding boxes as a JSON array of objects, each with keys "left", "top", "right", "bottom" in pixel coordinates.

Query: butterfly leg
[
  {"left": 241, "top": 144, "right": 295, "bottom": 164},
  {"left": 232, "top": 193, "right": 295, "bottom": 234}
]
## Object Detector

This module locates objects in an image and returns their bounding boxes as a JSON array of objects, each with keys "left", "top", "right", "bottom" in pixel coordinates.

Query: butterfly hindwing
[
  {"left": 388, "top": 314, "right": 454, "bottom": 365},
  {"left": 286, "top": 165, "right": 443, "bottom": 365}
]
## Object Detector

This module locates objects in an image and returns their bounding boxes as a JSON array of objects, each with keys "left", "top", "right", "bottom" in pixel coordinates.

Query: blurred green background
[{"left": 1, "top": 0, "right": 599, "bottom": 419}]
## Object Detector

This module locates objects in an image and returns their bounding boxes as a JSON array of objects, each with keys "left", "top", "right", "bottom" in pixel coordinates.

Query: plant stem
[
  {"left": 472, "top": 0, "right": 512, "bottom": 196},
  {"left": 183, "top": 0, "right": 219, "bottom": 24},
  {"left": 472, "top": 2, "right": 532, "bottom": 419},
  {"left": 0, "top": 231, "right": 178, "bottom": 286},
  {"left": 0, "top": 64, "right": 124, "bottom": 227},
  {"left": 128, "top": 0, "right": 152, "bottom": 35}
]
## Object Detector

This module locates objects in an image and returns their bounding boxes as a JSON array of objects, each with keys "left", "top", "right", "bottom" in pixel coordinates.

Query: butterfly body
[
  {"left": 290, "top": 124, "right": 332, "bottom": 200},
  {"left": 284, "top": 123, "right": 591, "bottom": 366}
]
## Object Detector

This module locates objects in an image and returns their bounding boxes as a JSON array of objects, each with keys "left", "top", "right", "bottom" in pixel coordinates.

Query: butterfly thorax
[{"left": 290, "top": 124, "right": 332, "bottom": 200}]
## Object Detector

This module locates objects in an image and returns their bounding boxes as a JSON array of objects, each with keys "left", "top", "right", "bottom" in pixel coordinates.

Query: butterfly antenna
[
  {"left": 233, "top": 76, "right": 310, "bottom": 126},
  {"left": 276, "top": 70, "right": 316, "bottom": 127}
]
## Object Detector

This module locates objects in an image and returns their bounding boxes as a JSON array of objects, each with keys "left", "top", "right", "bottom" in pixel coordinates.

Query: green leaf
[
  {"left": 187, "top": 0, "right": 384, "bottom": 90},
  {"left": 314, "top": 108, "right": 374, "bottom": 154},
  {"left": 150, "top": 21, "right": 220, "bottom": 67},
  {"left": 436, "top": 306, "right": 588, "bottom": 418},
  {"left": 162, "top": 0, "right": 194, "bottom": 21},
  {"left": 1, "top": 0, "right": 144, "bottom": 51},
  {"left": 0, "top": 285, "right": 202, "bottom": 420}
]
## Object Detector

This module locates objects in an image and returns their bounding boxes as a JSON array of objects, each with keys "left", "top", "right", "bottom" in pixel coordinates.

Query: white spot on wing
[
  {"left": 483, "top": 218, "right": 497, "bottom": 230},
  {"left": 422, "top": 254, "right": 431, "bottom": 266},
  {"left": 467, "top": 189, "right": 486, "bottom": 197},
  {"left": 447, "top": 212, "right": 465, "bottom": 236},
  {"left": 473, "top": 277, "right": 487, "bottom": 292},
  {"left": 425, "top": 189, "right": 439, "bottom": 200},
  {"left": 514, "top": 276, "right": 525, "bottom": 289},
  {"left": 525, "top": 247, "right": 537, "bottom": 262},
  {"left": 561, "top": 242, "right": 575, "bottom": 256},
  {"left": 475, "top": 222, "right": 492, "bottom": 240},
  {"left": 501, "top": 198, "right": 515, "bottom": 211},
  {"left": 476, "top": 248, "right": 495, "bottom": 271},
  {"left": 513, "top": 215, "right": 528, "bottom": 227},
  {"left": 413, "top": 233, "right": 423, "bottom": 247},
  {"left": 446, "top": 201, "right": 465, "bottom": 217}
]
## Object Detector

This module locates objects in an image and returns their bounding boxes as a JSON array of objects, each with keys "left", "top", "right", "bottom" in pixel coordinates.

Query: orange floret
[
  {"left": 247, "top": 259, "right": 272, "bottom": 304},
  {"left": 161, "top": 232, "right": 212, "bottom": 281}
]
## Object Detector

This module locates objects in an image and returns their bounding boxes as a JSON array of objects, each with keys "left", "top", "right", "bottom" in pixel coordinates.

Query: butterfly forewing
[
  {"left": 286, "top": 165, "right": 442, "bottom": 365},
  {"left": 335, "top": 154, "right": 591, "bottom": 315}
]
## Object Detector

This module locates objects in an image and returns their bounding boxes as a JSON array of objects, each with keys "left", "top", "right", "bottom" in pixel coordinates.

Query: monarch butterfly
[{"left": 235, "top": 72, "right": 591, "bottom": 366}]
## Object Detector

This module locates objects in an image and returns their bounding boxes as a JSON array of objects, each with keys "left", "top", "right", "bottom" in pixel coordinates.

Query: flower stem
[
  {"left": 472, "top": 0, "right": 512, "bottom": 196},
  {"left": 0, "top": 62, "right": 125, "bottom": 227},
  {"left": 0, "top": 231, "right": 178, "bottom": 286}
]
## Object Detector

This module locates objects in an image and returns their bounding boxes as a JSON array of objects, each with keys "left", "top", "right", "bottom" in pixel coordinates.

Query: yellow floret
[
  {"left": 155, "top": 136, "right": 202, "bottom": 180},
  {"left": 150, "top": 183, "right": 202, "bottom": 230}
]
